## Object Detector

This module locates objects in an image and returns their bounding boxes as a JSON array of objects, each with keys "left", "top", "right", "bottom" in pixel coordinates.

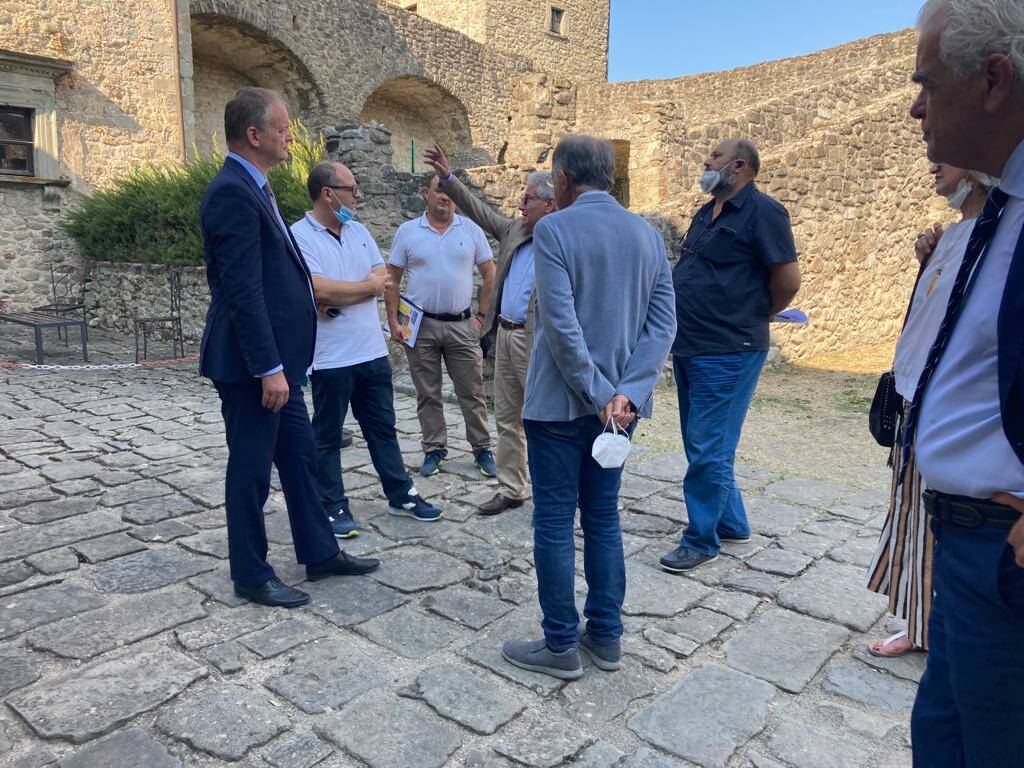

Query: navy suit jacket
[
  {"left": 199, "top": 157, "right": 316, "bottom": 384},
  {"left": 998, "top": 225, "right": 1024, "bottom": 466}
]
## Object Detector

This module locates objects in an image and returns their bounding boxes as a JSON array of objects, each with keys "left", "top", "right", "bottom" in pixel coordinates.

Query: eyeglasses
[
  {"left": 520, "top": 194, "right": 546, "bottom": 205},
  {"left": 328, "top": 184, "right": 359, "bottom": 195}
]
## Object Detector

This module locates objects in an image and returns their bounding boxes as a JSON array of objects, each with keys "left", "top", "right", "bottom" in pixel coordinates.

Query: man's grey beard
[{"left": 712, "top": 167, "right": 736, "bottom": 195}]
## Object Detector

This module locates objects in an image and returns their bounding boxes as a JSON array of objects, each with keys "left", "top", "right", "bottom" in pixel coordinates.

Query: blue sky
[{"left": 608, "top": 0, "right": 924, "bottom": 82}]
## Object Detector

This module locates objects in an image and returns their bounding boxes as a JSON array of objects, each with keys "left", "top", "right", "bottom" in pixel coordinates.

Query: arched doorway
[
  {"left": 188, "top": 12, "right": 325, "bottom": 154},
  {"left": 360, "top": 76, "right": 475, "bottom": 173}
]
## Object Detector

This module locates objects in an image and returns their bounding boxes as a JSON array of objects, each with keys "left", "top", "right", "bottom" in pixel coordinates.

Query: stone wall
[
  {"left": 0, "top": 182, "right": 78, "bottom": 306},
  {"left": 0, "top": 0, "right": 185, "bottom": 191},
  {"left": 86, "top": 261, "right": 209, "bottom": 346},
  {"left": 385, "top": 0, "right": 609, "bottom": 82}
]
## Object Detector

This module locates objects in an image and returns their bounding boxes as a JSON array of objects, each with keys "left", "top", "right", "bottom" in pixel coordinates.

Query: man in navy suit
[
  {"left": 907, "top": 2, "right": 1024, "bottom": 764},
  {"left": 200, "top": 87, "right": 379, "bottom": 608}
]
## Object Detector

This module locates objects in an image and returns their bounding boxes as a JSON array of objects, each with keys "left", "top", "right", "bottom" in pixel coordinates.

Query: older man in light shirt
[
  {"left": 424, "top": 144, "right": 556, "bottom": 515},
  {"left": 905, "top": 1, "right": 1024, "bottom": 764}
]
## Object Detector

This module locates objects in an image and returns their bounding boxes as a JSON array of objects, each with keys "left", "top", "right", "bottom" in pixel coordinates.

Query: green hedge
[{"left": 61, "top": 123, "right": 326, "bottom": 267}]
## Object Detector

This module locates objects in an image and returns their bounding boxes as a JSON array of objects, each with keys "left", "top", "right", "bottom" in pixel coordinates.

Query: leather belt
[
  {"left": 422, "top": 309, "right": 471, "bottom": 322},
  {"left": 923, "top": 489, "right": 1021, "bottom": 530},
  {"left": 498, "top": 317, "right": 526, "bottom": 331}
]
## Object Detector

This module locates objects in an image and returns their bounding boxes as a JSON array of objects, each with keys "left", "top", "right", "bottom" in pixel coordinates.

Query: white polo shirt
[
  {"left": 387, "top": 214, "right": 493, "bottom": 314},
  {"left": 291, "top": 213, "right": 388, "bottom": 370}
]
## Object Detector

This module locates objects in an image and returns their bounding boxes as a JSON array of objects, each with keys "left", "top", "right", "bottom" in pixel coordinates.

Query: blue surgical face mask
[
  {"left": 334, "top": 204, "right": 357, "bottom": 226},
  {"left": 329, "top": 189, "right": 357, "bottom": 226}
]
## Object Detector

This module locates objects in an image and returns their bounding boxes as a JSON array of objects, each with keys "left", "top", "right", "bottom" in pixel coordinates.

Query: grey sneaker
[
  {"left": 501, "top": 638, "right": 583, "bottom": 680},
  {"left": 579, "top": 632, "right": 622, "bottom": 671}
]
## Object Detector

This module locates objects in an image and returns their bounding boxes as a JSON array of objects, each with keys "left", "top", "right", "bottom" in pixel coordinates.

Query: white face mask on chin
[{"left": 945, "top": 178, "right": 972, "bottom": 210}]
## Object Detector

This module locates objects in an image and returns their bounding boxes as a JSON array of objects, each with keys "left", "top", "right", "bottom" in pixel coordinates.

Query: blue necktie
[{"left": 901, "top": 187, "right": 1010, "bottom": 465}]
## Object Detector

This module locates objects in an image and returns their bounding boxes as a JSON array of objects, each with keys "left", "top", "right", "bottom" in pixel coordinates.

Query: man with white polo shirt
[
  {"left": 292, "top": 161, "right": 442, "bottom": 539},
  {"left": 385, "top": 173, "right": 498, "bottom": 479}
]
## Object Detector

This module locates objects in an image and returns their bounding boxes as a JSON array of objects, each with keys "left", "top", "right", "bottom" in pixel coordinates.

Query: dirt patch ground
[{"left": 635, "top": 357, "right": 893, "bottom": 490}]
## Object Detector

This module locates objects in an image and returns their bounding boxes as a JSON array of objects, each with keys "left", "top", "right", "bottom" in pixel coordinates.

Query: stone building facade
[{"left": 0, "top": 1, "right": 936, "bottom": 360}]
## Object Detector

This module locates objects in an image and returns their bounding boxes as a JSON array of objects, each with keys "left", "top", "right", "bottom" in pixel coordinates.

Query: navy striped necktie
[{"left": 902, "top": 186, "right": 1010, "bottom": 462}]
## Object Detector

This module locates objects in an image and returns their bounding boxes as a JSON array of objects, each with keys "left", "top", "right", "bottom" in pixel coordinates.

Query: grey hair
[
  {"left": 526, "top": 170, "right": 555, "bottom": 199},
  {"left": 551, "top": 135, "right": 615, "bottom": 191},
  {"left": 224, "top": 86, "right": 282, "bottom": 145},
  {"left": 918, "top": 0, "right": 1024, "bottom": 87},
  {"left": 729, "top": 138, "right": 761, "bottom": 176}
]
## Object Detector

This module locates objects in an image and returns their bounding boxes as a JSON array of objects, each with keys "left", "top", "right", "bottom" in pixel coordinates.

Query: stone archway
[
  {"left": 359, "top": 76, "right": 476, "bottom": 172},
  {"left": 187, "top": 10, "right": 326, "bottom": 154}
]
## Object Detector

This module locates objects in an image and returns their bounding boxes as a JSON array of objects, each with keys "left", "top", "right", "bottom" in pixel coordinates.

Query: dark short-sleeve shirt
[{"left": 671, "top": 182, "right": 797, "bottom": 357}]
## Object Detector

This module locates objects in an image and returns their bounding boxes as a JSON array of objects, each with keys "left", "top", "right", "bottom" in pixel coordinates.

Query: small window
[
  {"left": 0, "top": 106, "right": 34, "bottom": 176},
  {"left": 549, "top": 6, "right": 565, "bottom": 35}
]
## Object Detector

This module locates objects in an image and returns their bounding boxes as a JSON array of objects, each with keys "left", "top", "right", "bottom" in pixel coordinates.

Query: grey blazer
[{"left": 522, "top": 190, "right": 676, "bottom": 422}]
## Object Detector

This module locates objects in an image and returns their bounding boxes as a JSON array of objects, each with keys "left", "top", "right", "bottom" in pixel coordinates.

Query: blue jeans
[
  {"left": 524, "top": 417, "right": 630, "bottom": 653},
  {"left": 310, "top": 356, "right": 412, "bottom": 513},
  {"left": 674, "top": 351, "right": 767, "bottom": 556},
  {"left": 911, "top": 517, "right": 1024, "bottom": 767}
]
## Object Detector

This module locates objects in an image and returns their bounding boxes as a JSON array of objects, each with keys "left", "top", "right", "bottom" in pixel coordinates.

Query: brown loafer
[{"left": 478, "top": 492, "right": 524, "bottom": 516}]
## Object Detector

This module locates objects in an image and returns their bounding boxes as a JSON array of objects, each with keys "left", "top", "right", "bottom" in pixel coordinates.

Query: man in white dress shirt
[{"left": 907, "top": 2, "right": 1024, "bottom": 764}]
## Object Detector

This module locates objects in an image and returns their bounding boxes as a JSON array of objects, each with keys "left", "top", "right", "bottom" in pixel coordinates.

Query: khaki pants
[
  {"left": 493, "top": 324, "right": 531, "bottom": 500},
  {"left": 405, "top": 316, "right": 491, "bottom": 453}
]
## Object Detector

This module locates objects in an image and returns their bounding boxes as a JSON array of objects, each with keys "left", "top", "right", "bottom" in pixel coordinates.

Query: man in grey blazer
[{"left": 502, "top": 135, "right": 676, "bottom": 678}]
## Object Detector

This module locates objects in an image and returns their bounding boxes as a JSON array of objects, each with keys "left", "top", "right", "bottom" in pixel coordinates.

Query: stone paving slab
[
  {"left": 726, "top": 607, "right": 851, "bottom": 692},
  {"left": 629, "top": 664, "right": 775, "bottom": 768},
  {"left": 8, "top": 647, "right": 206, "bottom": 743},
  {"left": 317, "top": 689, "right": 462, "bottom": 768},
  {"left": 778, "top": 560, "right": 887, "bottom": 631},
  {"left": 492, "top": 712, "right": 592, "bottom": 767},
  {"left": 85, "top": 547, "right": 217, "bottom": 593},
  {"left": 264, "top": 640, "right": 390, "bottom": 714},
  {"left": 0, "top": 511, "right": 127, "bottom": 562},
  {"left": 155, "top": 682, "right": 290, "bottom": 761},
  {"left": 57, "top": 729, "right": 183, "bottom": 768},
  {"left": 26, "top": 586, "right": 207, "bottom": 659},
  {"left": 0, "top": 583, "right": 107, "bottom": 640},
  {"left": 403, "top": 663, "right": 525, "bottom": 735}
]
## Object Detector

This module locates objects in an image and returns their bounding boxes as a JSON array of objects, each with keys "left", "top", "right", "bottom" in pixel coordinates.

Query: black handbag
[
  {"left": 869, "top": 371, "right": 900, "bottom": 447},
  {"left": 869, "top": 259, "right": 929, "bottom": 448}
]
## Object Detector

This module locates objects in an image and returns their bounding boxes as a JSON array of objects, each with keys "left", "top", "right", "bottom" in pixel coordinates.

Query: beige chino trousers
[
  {"left": 493, "top": 324, "right": 531, "bottom": 500},
  {"left": 405, "top": 316, "right": 492, "bottom": 454}
]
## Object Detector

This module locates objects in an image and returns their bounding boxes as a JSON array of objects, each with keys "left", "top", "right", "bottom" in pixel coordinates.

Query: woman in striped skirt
[{"left": 866, "top": 164, "right": 993, "bottom": 656}]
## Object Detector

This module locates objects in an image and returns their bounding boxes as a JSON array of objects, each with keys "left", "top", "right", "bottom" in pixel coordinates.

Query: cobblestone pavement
[{"left": 0, "top": 329, "right": 915, "bottom": 768}]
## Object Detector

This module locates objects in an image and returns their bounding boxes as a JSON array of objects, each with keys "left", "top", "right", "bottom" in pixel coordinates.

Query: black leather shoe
[
  {"left": 659, "top": 547, "right": 718, "bottom": 573},
  {"left": 233, "top": 576, "right": 310, "bottom": 608},
  {"left": 306, "top": 551, "right": 380, "bottom": 581},
  {"left": 341, "top": 428, "right": 354, "bottom": 449}
]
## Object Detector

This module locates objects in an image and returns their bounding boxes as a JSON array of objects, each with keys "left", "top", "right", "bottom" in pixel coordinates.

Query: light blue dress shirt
[
  {"left": 226, "top": 152, "right": 284, "bottom": 379},
  {"left": 916, "top": 138, "right": 1024, "bottom": 499},
  {"left": 499, "top": 242, "right": 535, "bottom": 324}
]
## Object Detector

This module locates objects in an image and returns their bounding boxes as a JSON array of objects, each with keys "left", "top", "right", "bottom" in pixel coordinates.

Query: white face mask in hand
[{"left": 592, "top": 419, "right": 632, "bottom": 469}]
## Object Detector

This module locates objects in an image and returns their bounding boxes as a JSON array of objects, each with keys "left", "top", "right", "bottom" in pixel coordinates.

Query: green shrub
[{"left": 61, "top": 123, "right": 326, "bottom": 267}]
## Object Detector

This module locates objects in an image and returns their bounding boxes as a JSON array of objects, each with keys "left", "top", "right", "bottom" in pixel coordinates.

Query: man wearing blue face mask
[
  {"left": 291, "top": 161, "right": 443, "bottom": 539},
  {"left": 660, "top": 138, "right": 801, "bottom": 573}
]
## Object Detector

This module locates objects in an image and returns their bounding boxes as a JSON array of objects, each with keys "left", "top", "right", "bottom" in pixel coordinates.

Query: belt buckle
[{"left": 949, "top": 500, "right": 984, "bottom": 528}]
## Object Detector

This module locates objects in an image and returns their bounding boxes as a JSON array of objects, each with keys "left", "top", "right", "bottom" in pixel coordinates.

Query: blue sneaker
[
  {"left": 420, "top": 450, "right": 445, "bottom": 477},
  {"left": 328, "top": 509, "right": 359, "bottom": 539},
  {"left": 388, "top": 488, "right": 443, "bottom": 522},
  {"left": 474, "top": 449, "right": 497, "bottom": 478}
]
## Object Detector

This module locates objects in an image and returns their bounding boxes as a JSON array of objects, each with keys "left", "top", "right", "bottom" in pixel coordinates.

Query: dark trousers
[
  {"left": 525, "top": 417, "right": 630, "bottom": 652},
  {"left": 911, "top": 517, "right": 1024, "bottom": 767},
  {"left": 310, "top": 356, "right": 412, "bottom": 513},
  {"left": 214, "top": 379, "right": 338, "bottom": 587}
]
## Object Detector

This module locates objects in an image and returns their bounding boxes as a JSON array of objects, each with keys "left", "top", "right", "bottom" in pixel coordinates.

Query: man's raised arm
[{"left": 423, "top": 144, "right": 515, "bottom": 241}]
